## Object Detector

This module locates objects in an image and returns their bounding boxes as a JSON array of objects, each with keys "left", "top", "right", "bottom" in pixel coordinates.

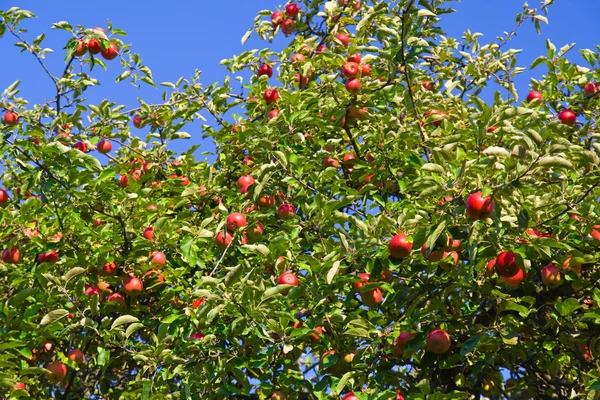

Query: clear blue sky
[{"left": 1, "top": 0, "right": 598, "bottom": 159}]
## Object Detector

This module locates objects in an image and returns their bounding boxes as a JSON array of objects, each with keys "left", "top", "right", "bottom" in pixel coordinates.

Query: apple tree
[{"left": 1, "top": 0, "right": 600, "bottom": 399}]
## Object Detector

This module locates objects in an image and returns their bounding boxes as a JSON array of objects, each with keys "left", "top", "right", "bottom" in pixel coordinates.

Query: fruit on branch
[
  {"left": 87, "top": 27, "right": 106, "bottom": 55},
  {"left": 393, "top": 331, "right": 416, "bottom": 356},
  {"left": 237, "top": 175, "right": 255, "bottom": 189},
  {"left": 2, "top": 247, "right": 20, "bottom": 264},
  {"left": 96, "top": 139, "right": 112, "bottom": 154},
  {"left": 143, "top": 226, "right": 154, "bottom": 241},
  {"left": 584, "top": 82, "right": 597, "bottom": 95},
  {"left": 133, "top": 114, "right": 145, "bottom": 128},
  {"left": 427, "top": 329, "right": 451, "bottom": 354},
  {"left": 100, "top": 42, "right": 119, "bottom": 60},
  {"left": 291, "top": 53, "right": 305, "bottom": 63},
  {"left": 526, "top": 90, "right": 543, "bottom": 103},
  {"left": 439, "top": 251, "right": 459, "bottom": 271},
  {"left": 353, "top": 273, "right": 370, "bottom": 291},
  {"left": 342, "top": 392, "right": 360, "bottom": 400},
  {"left": 102, "top": 262, "right": 118, "bottom": 276},
  {"left": 422, "top": 81, "right": 434, "bottom": 91},
  {"left": 495, "top": 251, "right": 520, "bottom": 278},
  {"left": 421, "top": 244, "right": 444, "bottom": 262},
  {"left": 0, "top": 189, "right": 9, "bottom": 206},
  {"left": 264, "top": 88, "right": 280, "bottom": 104},
  {"left": 215, "top": 231, "right": 233, "bottom": 249},
  {"left": 150, "top": 251, "right": 166, "bottom": 268},
  {"left": 258, "top": 63, "right": 273, "bottom": 78},
  {"left": 46, "top": 361, "right": 67, "bottom": 384},
  {"left": 323, "top": 157, "right": 340, "bottom": 168},
  {"left": 360, "top": 63, "right": 371, "bottom": 77},
  {"left": 278, "top": 203, "right": 296, "bottom": 219},
  {"left": 285, "top": 3, "right": 300, "bottom": 17},
  {"left": 277, "top": 272, "right": 298, "bottom": 295},
  {"left": 38, "top": 250, "right": 59, "bottom": 264},
  {"left": 73, "top": 40, "right": 86, "bottom": 57},
  {"left": 345, "top": 78, "right": 361, "bottom": 95},
  {"left": 246, "top": 221, "right": 264, "bottom": 243},
  {"left": 257, "top": 195, "right": 276, "bottom": 209},
  {"left": 271, "top": 12, "right": 284, "bottom": 26},
  {"left": 541, "top": 264, "right": 562, "bottom": 287},
  {"left": 267, "top": 109, "right": 280, "bottom": 121},
  {"left": 563, "top": 256, "right": 582, "bottom": 274},
  {"left": 281, "top": 19, "right": 296, "bottom": 35},
  {"left": 3, "top": 110, "right": 19, "bottom": 126},
  {"left": 226, "top": 212, "right": 247, "bottom": 232},
  {"left": 498, "top": 267, "right": 525, "bottom": 287},
  {"left": 347, "top": 53, "right": 361, "bottom": 63},
  {"left": 388, "top": 234, "right": 413, "bottom": 259},
  {"left": 557, "top": 109, "right": 576, "bottom": 126},
  {"left": 106, "top": 292, "right": 126, "bottom": 306},
  {"left": 342, "top": 62, "right": 360, "bottom": 78},
  {"left": 67, "top": 349, "right": 85, "bottom": 364},
  {"left": 123, "top": 275, "right": 143, "bottom": 296},
  {"left": 423, "top": 110, "right": 447, "bottom": 127},
  {"left": 465, "top": 191, "right": 494, "bottom": 220},
  {"left": 335, "top": 33, "right": 350, "bottom": 47}
]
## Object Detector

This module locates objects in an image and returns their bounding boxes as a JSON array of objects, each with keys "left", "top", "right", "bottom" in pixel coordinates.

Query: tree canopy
[{"left": 1, "top": 0, "right": 600, "bottom": 399}]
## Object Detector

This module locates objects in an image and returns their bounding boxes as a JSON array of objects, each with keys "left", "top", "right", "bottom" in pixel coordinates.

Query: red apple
[
  {"left": 119, "top": 175, "right": 129, "bottom": 188},
  {"left": 345, "top": 78, "right": 361, "bottom": 95},
  {"left": 422, "top": 81, "right": 434, "bottom": 91},
  {"left": 323, "top": 157, "right": 340, "bottom": 168},
  {"left": 264, "top": 88, "right": 280, "bottom": 104},
  {"left": 335, "top": 33, "right": 350, "bottom": 47},
  {"left": 2, "top": 247, "right": 20, "bottom": 264},
  {"left": 294, "top": 74, "right": 309, "bottom": 88},
  {"left": 100, "top": 42, "right": 119, "bottom": 60},
  {"left": 285, "top": 2, "right": 300, "bottom": 17},
  {"left": 348, "top": 106, "right": 368, "bottom": 119},
  {"left": 281, "top": 19, "right": 296, "bottom": 35},
  {"left": 39, "top": 250, "right": 59, "bottom": 264},
  {"left": 74, "top": 141, "right": 88, "bottom": 152},
  {"left": 278, "top": 203, "right": 296, "bottom": 219},
  {"left": 439, "top": 251, "right": 459, "bottom": 271},
  {"left": 257, "top": 195, "right": 276, "bottom": 209},
  {"left": 308, "top": 326, "right": 323, "bottom": 342},
  {"left": 342, "top": 153, "right": 357, "bottom": 168},
  {"left": 0, "top": 189, "right": 9, "bottom": 206},
  {"left": 584, "top": 82, "right": 597, "bottom": 95},
  {"left": 360, "top": 63, "right": 371, "bottom": 77},
  {"left": 421, "top": 244, "right": 444, "bottom": 262},
  {"left": 563, "top": 256, "right": 582, "bottom": 274},
  {"left": 73, "top": 39, "right": 87, "bottom": 57},
  {"left": 361, "top": 288, "right": 383, "bottom": 308},
  {"left": 3, "top": 111, "right": 19, "bottom": 126},
  {"left": 106, "top": 292, "right": 126, "bottom": 306},
  {"left": 541, "top": 264, "right": 562, "bottom": 287},
  {"left": 267, "top": 109, "right": 280, "bottom": 121},
  {"left": 347, "top": 53, "right": 361, "bottom": 63},
  {"left": 237, "top": 175, "right": 255, "bottom": 189},
  {"left": 353, "top": 272, "right": 370, "bottom": 291},
  {"left": 46, "top": 361, "right": 67, "bottom": 384},
  {"left": 427, "top": 329, "right": 451, "bottom": 354},
  {"left": 123, "top": 275, "right": 143, "bottom": 296},
  {"left": 258, "top": 63, "right": 273, "bottom": 78},
  {"left": 342, "top": 62, "right": 360, "bottom": 78},
  {"left": 389, "top": 234, "right": 413, "bottom": 259},
  {"left": 215, "top": 231, "right": 233, "bottom": 249},
  {"left": 486, "top": 258, "right": 496, "bottom": 277},
  {"left": 101, "top": 262, "right": 118, "bottom": 276},
  {"left": 592, "top": 225, "right": 600, "bottom": 241},
  {"left": 226, "top": 212, "right": 247, "bottom": 232},
  {"left": 342, "top": 393, "right": 359, "bottom": 400},
  {"left": 96, "top": 139, "right": 112, "bottom": 154},
  {"left": 423, "top": 110, "right": 447, "bottom": 127},
  {"left": 133, "top": 114, "right": 145, "bottom": 128},
  {"left": 498, "top": 267, "right": 525, "bottom": 287},
  {"left": 557, "top": 109, "right": 576, "bottom": 126},
  {"left": 495, "top": 251, "right": 519, "bottom": 277},
  {"left": 271, "top": 11, "right": 284, "bottom": 26},
  {"left": 444, "top": 237, "right": 461, "bottom": 251},
  {"left": 291, "top": 53, "right": 306, "bottom": 63},
  {"left": 143, "top": 226, "right": 154, "bottom": 240},
  {"left": 465, "top": 191, "right": 494, "bottom": 220},
  {"left": 150, "top": 251, "right": 166, "bottom": 268},
  {"left": 526, "top": 90, "right": 543, "bottom": 103},
  {"left": 14, "top": 382, "right": 25, "bottom": 390},
  {"left": 87, "top": 27, "right": 105, "bottom": 54},
  {"left": 67, "top": 349, "right": 85, "bottom": 364},
  {"left": 393, "top": 331, "right": 415, "bottom": 353},
  {"left": 277, "top": 272, "right": 299, "bottom": 287},
  {"left": 316, "top": 45, "right": 328, "bottom": 54}
]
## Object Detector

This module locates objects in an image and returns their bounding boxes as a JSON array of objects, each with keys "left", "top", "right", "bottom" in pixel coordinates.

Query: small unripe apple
[
  {"left": 226, "top": 212, "right": 247, "bottom": 231},
  {"left": 278, "top": 203, "right": 296, "bottom": 219},
  {"left": 150, "top": 251, "right": 166, "bottom": 268},
  {"left": 100, "top": 42, "right": 119, "bottom": 60},
  {"left": 465, "top": 191, "right": 494, "bottom": 220},
  {"left": 96, "top": 139, "right": 112, "bottom": 154},
  {"left": 123, "top": 275, "right": 143, "bottom": 296},
  {"left": 258, "top": 63, "right": 273, "bottom": 78},
  {"left": 3, "top": 111, "right": 19, "bottom": 126},
  {"left": 541, "top": 264, "right": 562, "bottom": 287},
  {"left": 335, "top": 33, "right": 350, "bottom": 47},
  {"left": 526, "top": 90, "right": 543, "bottom": 103},
  {"left": 345, "top": 78, "right": 361, "bottom": 95},
  {"left": 427, "top": 329, "right": 451, "bottom": 354},
  {"left": 557, "top": 109, "right": 576, "bottom": 126},
  {"left": 67, "top": 349, "right": 85, "bottom": 364},
  {"left": 281, "top": 19, "right": 296, "bottom": 35},
  {"left": 389, "top": 234, "right": 413, "bottom": 259},
  {"left": 46, "top": 361, "right": 67, "bottom": 384}
]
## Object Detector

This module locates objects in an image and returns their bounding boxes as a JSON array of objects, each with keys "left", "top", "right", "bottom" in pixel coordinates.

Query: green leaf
[
  {"left": 425, "top": 220, "right": 447, "bottom": 251},
  {"left": 537, "top": 156, "right": 574, "bottom": 169},
  {"left": 326, "top": 261, "right": 340, "bottom": 285},
  {"left": 261, "top": 285, "right": 292, "bottom": 301},
  {"left": 460, "top": 334, "right": 482, "bottom": 357},
  {"left": 125, "top": 323, "right": 145, "bottom": 339},
  {"left": 501, "top": 301, "right": 531, "bottom": 317},
  {"left": 39, "top": 309, "right": 69, "bottom": 326},
  {"left": 111, "top": 315, "right": 140, "bottom": 330},
  {"left": 63, "top": 267, "right": 86, "bottom": 283},
  {"left": 556, "top": 298, "right": 581, "bottom": 316}
]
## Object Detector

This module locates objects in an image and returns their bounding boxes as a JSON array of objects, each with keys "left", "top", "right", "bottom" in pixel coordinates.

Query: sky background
[{"left": 0, "top": 0, "right": 598, "bottom": 161}]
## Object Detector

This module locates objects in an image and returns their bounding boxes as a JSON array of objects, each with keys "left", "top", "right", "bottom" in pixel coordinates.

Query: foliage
[{"left": 0, "top": 0, "right": 600, "bottom": 399}]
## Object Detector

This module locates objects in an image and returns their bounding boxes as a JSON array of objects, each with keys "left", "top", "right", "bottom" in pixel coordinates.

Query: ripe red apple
[
  {"left": 422, "top": 81, "right": 434, "bottom": 91},
  {"left": 348, "top": 106, "right": 368, "bottom": 119},
  {"left": 2, "top": 247, "right": 20, "bottom": 264},
  {"left": 3, "top": 111, "right": 19, "bottom": 126},
  {"left": 396, "top": 390, "right": 405, "bottom": 400},
  {"left": 285, "top": 2, "right": 300, "bottom": 17},
  {"left": 72, "top": 39, "right": 87, "bottom": 57},
  {"left": 39, "top": 250, "right": 59, "bottom": 264},
  {"left": 389, "top": 234, "right": 413, "bottom": 259},
  {"left": 271, "top": 11, "right": 284, "bottom": 26},
  {"left": 427, "top": 329, "right": 451, "bottom": 354},
  {"left": 342, "top": 62, "right": 360, "bottom": 78},
  {"left": 444, "top": 237, "right": 461, "bottom": 251},
  {"left": 237, "top": 175, "right": 255, "bottom": 189},
  {"left": 267, "top": 109, "right": 280, "bottom": 121},
  {"left": 100, "top": 42, "right": 119, "bottom": 60},
  {"left": 486, "top": 258, "right": 496, "bottom": 277},
  {"left": 123, "top": 275, "right": 143, "bottom": 296},
  {"left": 439, "top": 251, "right": 459, "bottom": 271},
  {"left": 74, "top": 141, "right": 88, "bottom": 152},
  {"left": 316, "top": 45, "right": 328, "bottom": 53},
  {"left": 291, "top": 53, "right": 306, "bottom": 63},
  {"left": 143, "top": 226, "right": 154, "bottom": 240},
  {"left": 46, "top": 361, "right": 67, "bottom": 384},
  {"left": 347, "top": 53, "right": 361, "bottom": 63},
  {"left": 495, "top": 251, "right": 520, "bottom": 277},
  {"left": 360, "top": 63, "right": 371, "bottom": 77},
  {"left": 393, "top": 331, "right": 416, "bottom": 354},
  {"left": 246, "top": 222, "right": 264, "bottom": 243},
  {"left": 14, "top": 382, "right": 25, "bottom": 390},
  {"left": 345, "top": 78, "right": 361, "bottom": 95},
  {"left": 150, "top": 251, "right": 166, "bottom": 268},
  {"left": 465, "top": 191, "right": 494, "bottom": 220},
  {"left": 281, "top": 19, "right": 296, "bottom": 35},
  {"left": 264, "top": 88, "right": 280, "bottom": 104},
  {"left": 258, "top": 63, "right": 273, "bottom": 78},
  {"left": 338, "top": 0, "right": 361, "bottom": 9},
  {"left": 423, "top": 110, "right": 447, "bottom": 127},
  {"left": 277, "top": 272, "right": 299, "bottom": 287},
  {"left": 294, "top": 74, "right": 309, "bottom": 88},
  {"left": 106, "top": 292, "right": 126, "bottom": 306},
  {"left": 526, "top": 90, "right": 543, "bottom": 103},
  {"left": 226, "top": 212, "right": 247, "bottom": 231},
  {"left": 0, "top": 189, "right": 9, "bottom": 206},
  {"left": 557, "top": 109, "right": 576, "bottom": 126},
  {"left": 563, "top": 256, "right": 582, "bottom": 274},
  {"left": 96, "top": 139, "right": 112, "bottom": 154},
  {"left": 133, "top": 114, "right": 145, "bottom": 128},
  {"left": 342, "top": 393, "right": 360, "bottom": 400},
  {"left": 361, "top": 288, "right": 383, "bottom": 308},
  {"left": 335, "top": 33, "right": 350, "bottom": 47},
  {"left": 584, "top": 82, "right": 597, "bottom": 95},
  {"left": 353, "top": 272, "right": 370, "bottom": 291},
  {"left": 215, "top": 231, "right": 233, "bottom": 249},
  {"left": 322, "top": 157, "right": 340, "bottom": 168},
  {"left": 271, "top": 391, "right": 288, "bottom": 400},
  {"left": 257, "top": 194, "right": 276, "bottom": 209},
  {"left": 592, "top": 225, "right": 600, "bottom": 241},
  {"left": 541, "top": 264, "right": 562, "bottom": 287},
  {"left": 421, "top": 244, "right": 444, "bottom": 262},
  {"left": 278, "top": 203, "right": 296, "bottom": 219},
  {"left": 342, "top": 153, "right": 357, "bottom": 168},
  {"left": 498, "top": 267, "right": 525, "bottom": 287},
  {"left": 119, "top": 175, "right": 129, "bottom": 188},
  {"left": 67, "top": 349, "right": 85, "bottom": 364},
  {"left": 308, "top": 326, "right": 324, "bottom": 342},
  {"left": 87, "top": 27, "right": 105, "bottom": 54}
]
